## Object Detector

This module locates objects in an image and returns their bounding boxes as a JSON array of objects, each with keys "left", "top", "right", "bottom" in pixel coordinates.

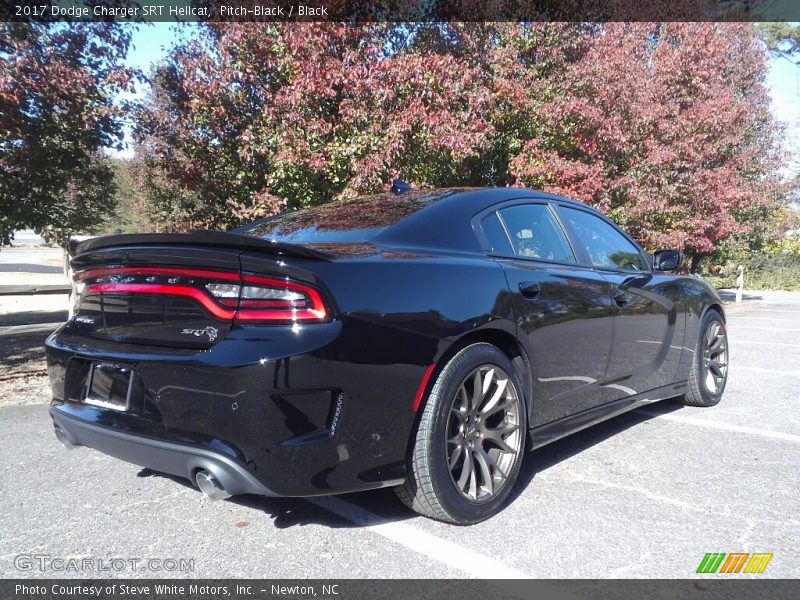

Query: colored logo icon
[{"left": 697, "top": 552, "right": 773, "bottom": 574}]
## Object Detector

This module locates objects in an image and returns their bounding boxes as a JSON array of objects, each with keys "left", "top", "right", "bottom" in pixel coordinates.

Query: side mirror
[{"left": 653, "top": 250, "right": 683, "bottom": 271}]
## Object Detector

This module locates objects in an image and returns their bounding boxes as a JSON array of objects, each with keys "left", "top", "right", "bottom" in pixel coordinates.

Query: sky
[
  {"left": 114, "top": 22, "right": 186, "bottom": 157},
  {"left": 124, "top": 22, "right": 178, "bottom": 73},
  {"left": 766, "top": 43, "right": 800, "bottom": 178},
  {"left": 116, "top": 23, "right": 800, "bottom": 179}
]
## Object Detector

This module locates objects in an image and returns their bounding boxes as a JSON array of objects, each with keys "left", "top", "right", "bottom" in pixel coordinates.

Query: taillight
[
  {"left": 205, "top": 283, "right": 240, "bottom": 307},
  {"left": 235, "top": 275, "right": 328, "bottom": 322},
  {"left": 74, "top": 267, "right": 329, "bottom": 323}
]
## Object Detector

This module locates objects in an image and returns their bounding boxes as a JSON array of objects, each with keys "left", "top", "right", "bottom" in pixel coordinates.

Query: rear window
[
  {"left": 480, "top": 212, "right": 514, "bottom": 255},
  {"left": 235, "top": 190, "right": 459, "bottom": 244}
]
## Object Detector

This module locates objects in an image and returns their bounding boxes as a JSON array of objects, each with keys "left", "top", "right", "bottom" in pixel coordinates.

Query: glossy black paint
[{"left": 46, "top": 188, "right": 724, "bottom": 498}]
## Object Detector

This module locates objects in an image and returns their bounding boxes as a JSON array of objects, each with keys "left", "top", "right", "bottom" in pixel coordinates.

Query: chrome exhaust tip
[
  {"left": 195, "top": 470, "right": 231, "bottom": 501},
  {"left": 54, "top": 426, "right": 77, "bottom": 450}
]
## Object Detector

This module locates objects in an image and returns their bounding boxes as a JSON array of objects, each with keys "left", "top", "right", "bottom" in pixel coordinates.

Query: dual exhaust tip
[
  {"left": 55, "top": 425, "right": 231, "bottom": 502},
  {"left": 54, "top": 426, "right": 78, "bottom": 450},
  {"left": 195, "top": 469, "right": 232, "bottom": 501}
]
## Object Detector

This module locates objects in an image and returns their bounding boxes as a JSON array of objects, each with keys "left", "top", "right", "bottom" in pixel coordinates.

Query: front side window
[
  {"left": 560, "top": 207, "right": 647, "bottom": 271},
  {"left": 496, "top": 204, "right": 575, "bottom": 263}
]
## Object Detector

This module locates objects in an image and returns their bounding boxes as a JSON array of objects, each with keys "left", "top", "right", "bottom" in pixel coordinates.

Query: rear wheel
[
  {"left": 396, "top": 343, "right": 527, "bottom": 525},
  {"left": 680, "top": 308, "right": 728, "bottom": 407}
]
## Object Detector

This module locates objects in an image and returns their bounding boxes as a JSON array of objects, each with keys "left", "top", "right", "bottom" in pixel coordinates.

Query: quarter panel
[
  {"left": 48, "top": 249, "right": 515, "bottom": 496},
  {"left": 230, "top": 252, "right": 513, "bottom": 492}
]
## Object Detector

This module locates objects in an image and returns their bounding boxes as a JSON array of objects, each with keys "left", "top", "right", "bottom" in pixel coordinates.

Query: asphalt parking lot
[{"left": 1, "top": 290, "right": 798, "bottom": 579}]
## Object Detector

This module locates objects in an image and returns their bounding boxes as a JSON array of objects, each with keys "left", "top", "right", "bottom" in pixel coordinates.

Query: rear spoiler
[{"left": 68, "top": 230, "right": 331, "bottom": 261}]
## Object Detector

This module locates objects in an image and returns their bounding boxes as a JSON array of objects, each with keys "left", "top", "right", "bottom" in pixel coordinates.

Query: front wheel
[
  {"left": 396, "top": 343, "right": 527, "bottom": 525},
  {"left": 680, "top": 308, "right": 728, "bottom": 407}
]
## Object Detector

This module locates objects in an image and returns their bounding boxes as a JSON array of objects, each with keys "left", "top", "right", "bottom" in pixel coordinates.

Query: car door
[
  {"left": 476, "top": 201, "right": 617, "bottom": 425},
  {"left": 555, "top": 205, "right": 680, "bottom": 398}
]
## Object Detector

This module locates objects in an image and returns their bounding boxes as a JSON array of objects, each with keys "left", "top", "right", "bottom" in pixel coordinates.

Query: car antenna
[{"left": 391, "top": 179, "right": 412, "bottom": 196}]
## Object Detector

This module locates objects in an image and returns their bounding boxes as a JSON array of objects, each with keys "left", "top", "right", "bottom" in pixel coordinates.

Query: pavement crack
[
  {"left": 116, "top": 489, "right": 192, "bottom": 512},
  {"left": 568, "top": 474, "right": 700, "bottom": 511}
]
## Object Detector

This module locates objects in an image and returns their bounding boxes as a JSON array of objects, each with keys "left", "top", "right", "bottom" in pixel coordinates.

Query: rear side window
[
  {"left": 480, "top": 212, "right": 514, "bottom": 255},
  {"left": 496, "top": 204, "right": 575, "bottom": 263},
  {"left": 560, "top": 207, "right": 647, "bottom": 271}
]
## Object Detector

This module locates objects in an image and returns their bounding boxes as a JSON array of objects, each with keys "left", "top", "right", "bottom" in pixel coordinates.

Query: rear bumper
[
  {"left": 45, "top": 324, "right": 420, "bottom": 496},
  {"left": 50, "top": 405, "right": 277, "bottom": 497}
]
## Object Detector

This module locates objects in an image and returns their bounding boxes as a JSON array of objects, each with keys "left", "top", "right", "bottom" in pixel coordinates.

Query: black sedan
[{"left": 46, "top": 186, "right": 728, "bottom": 524}]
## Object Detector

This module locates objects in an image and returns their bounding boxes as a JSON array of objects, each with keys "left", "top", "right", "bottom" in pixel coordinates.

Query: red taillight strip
[
  {"left": 80, "top": 270, "right": 330, "bottom": 323},
  {"left": 85, "top": 284, "right": 236, "bottom": 320},
  {"left": 75, "top": 267, "right": 240, "bottom": 282},
  {"left": 412, "top": 363, "right": 437, "bottom": 412},
  {"left": 238, "top": 275, "right": 329, "bottom": 322}
]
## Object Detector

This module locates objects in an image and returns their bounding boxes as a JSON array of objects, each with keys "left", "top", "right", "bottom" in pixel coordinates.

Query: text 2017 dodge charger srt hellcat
[{"left": 46, "top": 187, "right": 728, "bottom": 524}]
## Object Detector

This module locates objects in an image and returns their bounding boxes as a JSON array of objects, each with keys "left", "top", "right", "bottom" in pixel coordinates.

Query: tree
[
  {"left": 135, "top": 23, "right": 788, "bottom": 265},
  {"left": 0, "top": 22, "right": 135, "bottom": 245},
  {"left": 101, "top": 158, "right": 157, "bottom": 235},
  {"left": 757, "top": 22, "right": 800, "bottom": 52},
  {"left": 134, "top": 23, "right": 498, "bottom": 230},
  {"left": 510, "top": 23, "right": 787, "bottom": 268}
]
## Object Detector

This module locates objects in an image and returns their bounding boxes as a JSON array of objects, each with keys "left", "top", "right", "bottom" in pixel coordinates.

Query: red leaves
[
  {"left": 509, "top": 23, "right": 787, "bottom": 255},
  {"left": 134, "top": 23, "right": 787, "bottom": 256}
]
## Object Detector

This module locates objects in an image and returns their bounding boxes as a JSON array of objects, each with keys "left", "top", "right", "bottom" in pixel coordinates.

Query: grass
[
  {"left": 705, "top": 252, "right": 800, "bottom": 292},
  {"left": 707, "top": 275, "right": 737, "bottom": 290}
]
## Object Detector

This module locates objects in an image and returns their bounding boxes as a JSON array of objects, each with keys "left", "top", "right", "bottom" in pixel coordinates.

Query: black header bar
[
  {"left": 4, "top": 579, "right": 800, "bottom": 600},
  {"left": 2, "top": 0, "right": 797, "bottom": 23}
]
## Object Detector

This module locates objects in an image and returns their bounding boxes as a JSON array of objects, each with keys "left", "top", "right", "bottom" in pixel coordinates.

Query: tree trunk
[{"left": 688, "top": 253, "right": 704, "bottom": 274}]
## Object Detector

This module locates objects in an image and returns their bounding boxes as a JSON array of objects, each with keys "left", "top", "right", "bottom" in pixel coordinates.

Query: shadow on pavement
[
  {"left": 717, "top": 290, "right": 763, "bottom": 302},
  {"left": 0, "top": 309, "right": 67, "bottom": 327},
  {"left": 508, "top": 398, "right": 685, "bottom": 505},
  {"left": 237, "top": 487, "right": 414, "bottom": 529},
  {"left": 137, "top": 468, "right": 415, "bottom": 529},
  {"left": 138, "top": 398, "right": 687, "bottom": 529}
]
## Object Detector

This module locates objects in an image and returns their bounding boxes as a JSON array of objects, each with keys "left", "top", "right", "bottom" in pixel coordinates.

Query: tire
[
  {"left": 396, "top": 343, "right": 528, "bottom": 525},
  {"left": 680, "top": 308, "right": 728, "bottom": 407}
]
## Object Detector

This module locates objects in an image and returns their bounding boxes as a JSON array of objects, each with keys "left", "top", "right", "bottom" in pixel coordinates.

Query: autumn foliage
[
  {"left": 0, "top": 23, "right": 135, "bottom": 244},
  {"left": 131, "top": 23, "right": 787, "bottom": 263},
  {"left": 509, "top": 23, "right": 786, "bottom": 263},
  {"left": 1, "top": 22, "right": 789, "bottom": 266}
]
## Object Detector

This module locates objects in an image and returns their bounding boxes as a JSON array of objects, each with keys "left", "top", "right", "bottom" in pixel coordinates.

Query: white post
[
  {"left": 735, "top": 265, "right": 744, "bottom": 303},
  {"left": 65, "top": 245, "right": 74, "bottom": 319}
]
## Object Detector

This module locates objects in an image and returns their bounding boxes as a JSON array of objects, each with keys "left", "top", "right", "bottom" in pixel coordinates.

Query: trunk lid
[
  {"left": 66, "top": 233, "right": 332, "bottom": 349},
  {"left": 68, "top": 245, "right": 242, "bottom": 349}
]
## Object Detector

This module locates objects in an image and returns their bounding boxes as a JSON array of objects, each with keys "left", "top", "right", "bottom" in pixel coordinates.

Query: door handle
[{"left": 519, "top": 281, "right": 540, "bottom": 299}]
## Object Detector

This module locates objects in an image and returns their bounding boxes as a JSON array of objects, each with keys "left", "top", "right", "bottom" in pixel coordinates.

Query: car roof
[
  {"left": 236, "top": 187, "right": 598, "bottom": 255},
  {"left": 373, "top": 187, "right": 596, "bottom": 253}
]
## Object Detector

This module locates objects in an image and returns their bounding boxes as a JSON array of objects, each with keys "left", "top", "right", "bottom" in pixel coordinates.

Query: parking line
[
  {"left": 728, "top": 340, "right": 800, "bottom": 349},
  {"left": 731, "top": 326, "right": 800, "bottom": 332},
  {"left": 640, "top": 411, "right": 800, "bottom": 443},
  {"left": 733, "top": 365, "right": 800, "bottom": 377},
  {"left": 732, "top": 316, "right": 797, "bottom": 321},
  {"left": 307, "top": 496, "right": 533, "bottom": 579}
]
